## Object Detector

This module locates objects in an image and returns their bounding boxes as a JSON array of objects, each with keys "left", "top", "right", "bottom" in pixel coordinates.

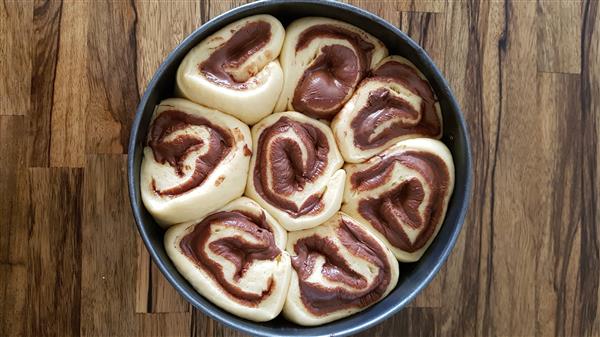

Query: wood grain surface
[{"left": 0, "top": 1, "right": 598, "bottom": 336}]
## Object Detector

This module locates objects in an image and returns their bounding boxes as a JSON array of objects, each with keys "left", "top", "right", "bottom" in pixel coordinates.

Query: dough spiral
[{"left": 342, "top": 138, "right": 454, "bottom": 261}]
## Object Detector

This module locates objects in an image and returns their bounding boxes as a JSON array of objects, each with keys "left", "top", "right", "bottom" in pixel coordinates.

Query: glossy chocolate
[
  {"left": 179, "top": 210, "right": 281, "bottom": 305},
  {"left": 290, "top": 218, "right": 391, "bottom": 315},
  {"left": 148, "top": 109, "right": 233, "bottom": 196},
  {"left": 292, "top": 24, "right": 375, "bottom": 120},
  {"left": 199, "top": 21, "right": 271, "bottom": 89},
  {"left": 351, "top": 60, "right": 440, "bottom": 146},
  {"left": 253, "top": 116, "right": 329, "bottom": 217},
  {"left": 351, "top": 151, "right": 450, "bottom": 252}
]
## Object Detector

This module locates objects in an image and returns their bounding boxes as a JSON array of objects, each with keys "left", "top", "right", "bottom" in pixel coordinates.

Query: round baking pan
[{"left": 128, "top": 1, "right": 472, "bottom": 336}]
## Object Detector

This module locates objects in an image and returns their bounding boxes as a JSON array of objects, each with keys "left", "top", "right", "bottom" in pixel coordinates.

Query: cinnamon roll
[
  {"left": 275, "top": 17, "right": 388, "bottom": 120},
  {"left": 332, "top": 56, "right": 443, "bottom": 163},
  {"left": 141, "top": 98, "right": 252, "bottom": 226},
  {"left": 284, "top": 212, "right": 399, "bottom": 326},
  {"left": 176, "top": 15, "right": 285, "bottom": 125},
  {"left": 164, "top": 197, "right": 291, "bottom": 321},
  {"left": 342, "top": 138, "right": 455, "bottom": 262},
  {"left": 245, "top": 111, "right": 346, "bottom": 231}
]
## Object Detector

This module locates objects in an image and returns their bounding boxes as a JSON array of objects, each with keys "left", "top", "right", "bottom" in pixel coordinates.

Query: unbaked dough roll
[
  {"left": 275, "top": 17, "right": 388, "bottom": 120},
  {"left": 165, "top": 197, "right": 291, "bottom": 321},
  {"left": 332, "top": 56, "right": 443, "bottom": 163},
  {"left": 342, "top": 138, "right": 455, "bottom": 262},
  {"left": 141, "top": 98, "right": 252, "bottom": 226},
  {"left": 245, "top": 111, "right": 346, "bottom": 231},
  {"left": 176, "top": 15, "right": 285, "bottom": 125},
  {"left": 284, "top": 212, "right": 399, "bottom": 326}
]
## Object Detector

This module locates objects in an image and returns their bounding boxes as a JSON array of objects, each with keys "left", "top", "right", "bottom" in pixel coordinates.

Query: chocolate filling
[
  {"left": 148, "top": 109, "right": 233, "bottom": 196},
  {"left": 253, "top": 116, "right": 329, "bottom": 217},
  {"left": 199, "top": 21, "right": 272, "bottom": 89},
  {"left": 351, "top": 151, "right": 450, "bottom": 252},
  {"left": 290, "top": 218, "right": 391, "bottom": 315},
  {"left": 292, "top": 24, "right": 375, "bottom": 120},
  {"left": 179, "top": 210, "right": 280, "bottom": 306},
  {"left": 350, "top": 61, "right": 441, "bottom": 148}
]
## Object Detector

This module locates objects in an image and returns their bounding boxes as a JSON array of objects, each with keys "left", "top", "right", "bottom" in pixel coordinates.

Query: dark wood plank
[
  {"left": 26, "top": 167, "right": 83, "bottom": 337},
  {"left": 191, "top": 309, "right": 248, "bottom": 337},
  {"left": 85, "top": 0, "right": 139, "bottom": 155},
  {"left": 357, "top": 308, "right": 439, "bottom": 337},
  {"left": 49, "top": 1, "right": 88, "bottom": 167},
  {"left": 28, "top": 0, "right": 63, "bottom": 167},
  {"left": 537, "top": 1, "right": 581, "bottom": 74},
  {"left": 0, "top": 0, "right": 32, "bottom": 116},
  {"left": 136, "top": 313, "right": 191, "bottom": 337},
  {"left": 80, "top": 155, "right": 137, "bottom": 336},
  {"left": 577, "top": 0, "right": 600, "bottom": 335},
  {"left": 0, "top": 116, "right": 29, "bottom": 337}
]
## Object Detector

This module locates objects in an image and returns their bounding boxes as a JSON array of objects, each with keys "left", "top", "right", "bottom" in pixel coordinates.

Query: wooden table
[{"left": 1, "top": 0, "right": 598, "bottom": 336}]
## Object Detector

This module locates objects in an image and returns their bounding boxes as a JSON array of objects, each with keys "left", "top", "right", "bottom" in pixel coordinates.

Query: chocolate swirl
[
  {"left": 355, "top": 59, "right": 441, "bottom": 146},
  {"left": 276, "top": 18, "right": 387, "bottom": 121},
  {"left": 351, "top": 150, "right": 450, "bottom": 252},
  {"left": 331, "top": 56, "right": 442, "bottom": 163},
  {"left": 252, "top": 116, "right": 329, "bottom": 217},
  {"left": 148, "top": 109, "right": 233, "bottom": 196},
  {"left": 290, "top": 216, "right": 392, "bottom": 315},
  {"left": 199, "top": 21, "right": 271, "bottom": 89},
  {"left": 291, "top": 25, "right": 376, "bottom": 120},
  {"left": 179, "top": 210, "right": 281, "bottom": 305},
  {"left": 283, "top": 213, "right": 398, "bottom": 325}
]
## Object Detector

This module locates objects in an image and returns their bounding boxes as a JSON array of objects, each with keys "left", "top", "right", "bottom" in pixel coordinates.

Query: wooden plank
[
  {"left": 436, "top": 1, "right": 504, "bottom": 336},
  {"left": 28, "top": 0, "right": 63, "bottom": 167},
  {"left": 0, "top": 0, "right": 32, "bottom": 116},
  {"left": 86, "top": 0, "right": 139, "bottom": 155},
  {"left": 396, "top": 0, "right": 445, "bottom": 14},
  {"left": 49, "top": 1, "right": 88, "bottom": 167},
  {"left": 537, "top": 1, "right": 581, "bottom": 74},
  {"left": 358, "top": 308, "right": 439, "bottom": 337},
  {"left": 346, "top": 0, "right": 400, "bottom": 26},
  {"left": 80, "top": 155, "right": 137, "bottom": 336},
  {"left": 136, "top": 313, "right": 191, "bottom": 337},
  {"left": 485, "top": 2, "right": 542, "bottom": 336},
  {"left": 135, "top": 0, "right": 201, "bottom": 95},
  {"left": 0, "top": 264, "right": 27, "bottom": 337},
  {"left": 578, "top": 0, "right": 600, "bottom": 335},
  {"left": 400, "top": 12, "right": 446, "bottom": 73},
  {"left": 0, "top": 116, "right": 29, "bottom": 337},
  {"left": 26, "top": 167, "right": 83, "bottom": 337},
  {"left": 135, "top": 236, "right": 190, "bottom": 313},
  {"left": 203, "top": 0, "right": 247, "bottom": 21},
  {"left": 409, "top": 266, "right": 441, "bottom": 308},
  {"left": 135, "top": 236, "right": 152, "bottom": 313},
  {"left": 0, "top": 117, "right": 28, "bottom": 264},
  {"left": 535, "top": 72, "right": 583, "bottom": 337},
  {"left": 191, "top": 309, "right": 247, "bottom": 337},
  {"left": 346, "top": 0, "right": 444, "bottom": 14}
]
